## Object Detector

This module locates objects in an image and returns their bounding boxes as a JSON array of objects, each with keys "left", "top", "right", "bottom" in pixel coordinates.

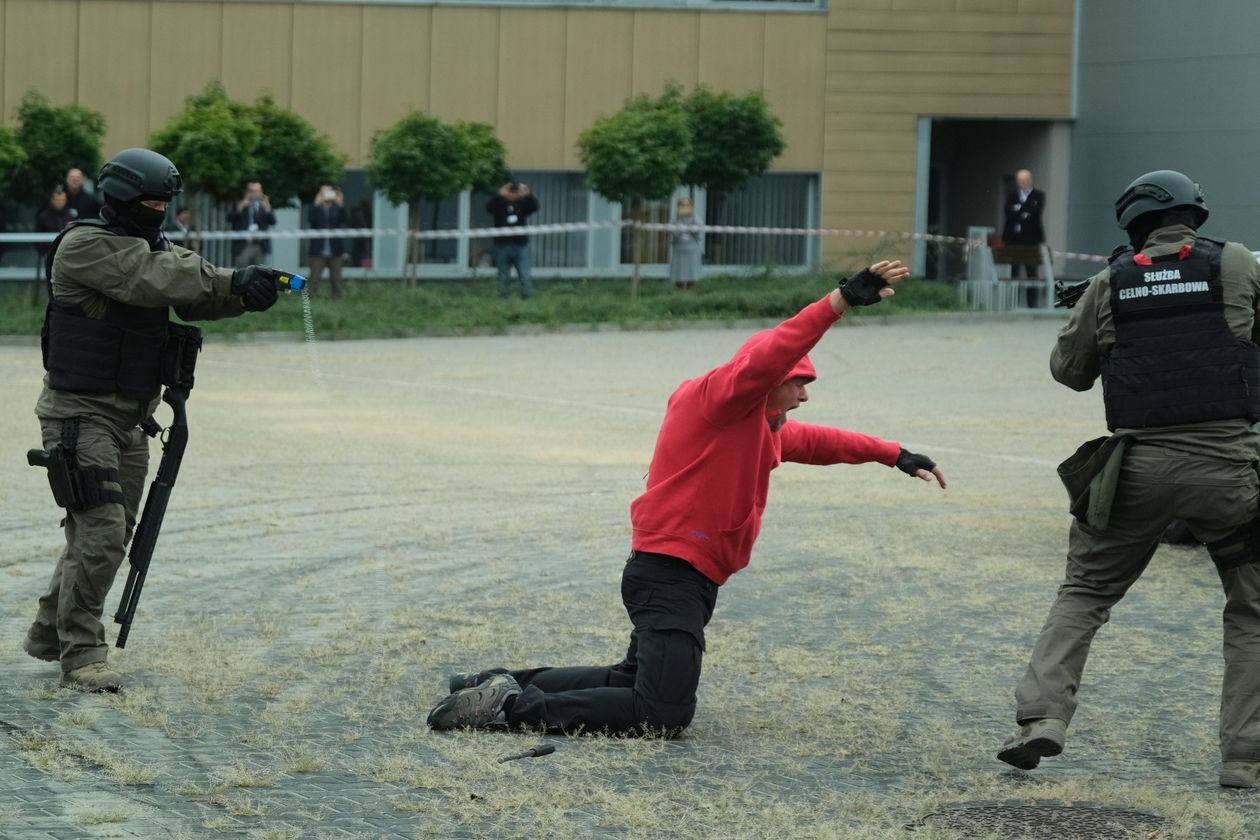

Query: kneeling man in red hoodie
[{"left": 428, "top": 260, "right": 946, "bottom": 735}]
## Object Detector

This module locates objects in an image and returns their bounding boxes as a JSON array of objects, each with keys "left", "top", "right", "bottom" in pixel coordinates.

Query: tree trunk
[
  {"left": 407, "top": 203, "right": 421, "bottom": 288},
  {"left": 630, "top": 198, "right": 642, "bottom": 302}
]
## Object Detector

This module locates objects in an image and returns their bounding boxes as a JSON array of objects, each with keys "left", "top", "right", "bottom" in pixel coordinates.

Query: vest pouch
[
  {"left": 116, "top": 327, "right": 165, "bottom": 402},
  {"left": 1057, "top": 434, "right": 1130, "bottom": 531},
  {"left": 161, "top": 323, "right": 203, "bottom": 392},
  {"left": 45, "top": 308, "right": 122, "bottom": 392}
]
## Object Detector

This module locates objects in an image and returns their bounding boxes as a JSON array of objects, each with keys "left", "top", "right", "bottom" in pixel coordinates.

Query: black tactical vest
[
  {"left": 1101, "top": 237, "right": 1260, "bottom": 430},
  {"left": 41, "top": 220, "right": 171, "bottom": 403}
]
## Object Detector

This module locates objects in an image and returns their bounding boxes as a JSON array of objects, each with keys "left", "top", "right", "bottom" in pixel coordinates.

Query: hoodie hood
[
  {"left": 736, "top": 329, "right": 818, "bottom": 385},
  {"left": 785, "top": 354, "right": 817, "bottom": 385}
]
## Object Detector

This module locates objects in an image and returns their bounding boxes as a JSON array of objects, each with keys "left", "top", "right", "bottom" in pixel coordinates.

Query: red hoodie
[{"left": 629, "top": 294, "right": 902, "bottom": 585}]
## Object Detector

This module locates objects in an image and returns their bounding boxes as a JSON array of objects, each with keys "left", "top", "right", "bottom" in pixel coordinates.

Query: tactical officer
[
  {"left": 998, "top": 171, "right": 1260, "bottom": 790},
  {"left": 22, "top": 148, "right": 282, "bottom": 692}
]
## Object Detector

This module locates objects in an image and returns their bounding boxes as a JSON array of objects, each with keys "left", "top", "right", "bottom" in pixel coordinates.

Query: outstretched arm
[
  {"left": 781, "top": 422, "right": 946, "bottom": 488},
  {"left": 699, "top": 261, "right": 911, "bottom": 426}
]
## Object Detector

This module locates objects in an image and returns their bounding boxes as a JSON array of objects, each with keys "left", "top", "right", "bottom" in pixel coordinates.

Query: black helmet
[
  {"left": 1114, "top": 169, "right": 1208, "bottom": 229},
  {"left": 97, "top": 148, "right": 183, "bottom": 203}
]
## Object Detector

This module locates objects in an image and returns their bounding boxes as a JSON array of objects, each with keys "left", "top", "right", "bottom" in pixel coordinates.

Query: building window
[
  {"left": 705, "top": 173, "right": 816, "bottom": 267},
  {"left": 411, "top": 196, "right": 460, "bottom": 266}
]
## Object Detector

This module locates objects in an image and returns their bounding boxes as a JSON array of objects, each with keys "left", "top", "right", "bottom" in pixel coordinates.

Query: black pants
[
  {"left": 1010, "top": 252, "right": 1041, "bottom": 307},
  {"left": 507, "top": 551, "right": 718, "bottom": 736}
]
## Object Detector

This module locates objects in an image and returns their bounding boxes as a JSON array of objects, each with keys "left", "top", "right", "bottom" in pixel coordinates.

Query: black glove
[
  {"left": 838, "top": 268, "right": 889, "bottom": 307},
  {"left": 895, "top": 448, "right": 936, "bottom": 478},
  {"left": 231, "top": 265, "right": 279, "bottom": 312}
]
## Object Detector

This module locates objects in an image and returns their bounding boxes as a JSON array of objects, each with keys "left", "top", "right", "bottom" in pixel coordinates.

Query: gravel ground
[{"left": 0, "top": 313, "right": 1255, "bottom": 838}]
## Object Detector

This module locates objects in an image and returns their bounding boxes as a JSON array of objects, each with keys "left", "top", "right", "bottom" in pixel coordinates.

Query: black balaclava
[
  {"left": 1126, "top": 208, "right": 1202, "bottom": 251},
  {"left": 103, "top": 194, "right": 168, "bottom": 250}
]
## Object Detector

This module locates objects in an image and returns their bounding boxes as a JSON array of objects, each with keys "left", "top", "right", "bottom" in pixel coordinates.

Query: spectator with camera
[
  {"left": 485, "top": 180, "right": 539, "bottom": 300},
  {"left": 308, "top": 184, "right": 349, "bottom": 301},
  {"left": 228, "top": 180, "right": 276, "bottom": 268}
]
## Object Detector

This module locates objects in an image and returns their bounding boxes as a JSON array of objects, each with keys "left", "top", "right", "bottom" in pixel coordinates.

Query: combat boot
[
  {"left": 997, "top": 718, "right": 1066, "bottom": 770},
  {"left": 448, "top": 667, "right": 509, "bottom": 694},
  {"left": 22, "top": 630, "right": 60, "bottom": 662},
  {"left": 1220, "top": 761, "right": 1259, "bottom": 789},
  {"left": 427, "top": 674, "right": 520, "bottom": 730},
  {"left": 61, "top": 662, "right": 124, "bottom": 693}
]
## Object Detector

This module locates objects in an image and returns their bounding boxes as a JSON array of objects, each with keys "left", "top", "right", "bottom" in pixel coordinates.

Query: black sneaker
[
  {"left": 427, "top": 674, "right": 521, "bottom": 731},
  {"left": 447, "top": 667, "right": 509, "bottom": 694}
]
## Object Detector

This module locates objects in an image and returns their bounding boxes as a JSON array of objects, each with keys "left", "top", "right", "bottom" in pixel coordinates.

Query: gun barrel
[{"left": 112, "top": 386, "right": 190, "bottom": 649}]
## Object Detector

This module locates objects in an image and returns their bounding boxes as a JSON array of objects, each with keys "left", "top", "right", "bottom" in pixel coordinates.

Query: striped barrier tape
[{"left": 0, "top": 220, "right": 1124, "bottom": 263}]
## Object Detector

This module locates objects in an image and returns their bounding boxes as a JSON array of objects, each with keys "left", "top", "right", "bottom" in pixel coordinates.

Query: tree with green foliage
[
  {"left": 0, "top": 124, "right": 26, "bottom": 194},
  {"left": 151, "top": 83, "right": 345, "bottom": 209},
  {"left": 150, "top": 83, "right": 259, "bottom": 204},
  {"left": 455, "top": 121, "right": 510, "bottom": 195},
  {"left": 680, "top": 86, "right": 784, "bottom": 199},
  {"left": 577, "top": 94, "right": 692, "bottom": 297},
  {"left": 8, "top": 90, "right": 105, "bottom": 205},
  {"left": 366, "top": 111, "right": 508, "bottom": 283},
  {"left": 249, "top": 94, "right": 346, "bottom": 208}
]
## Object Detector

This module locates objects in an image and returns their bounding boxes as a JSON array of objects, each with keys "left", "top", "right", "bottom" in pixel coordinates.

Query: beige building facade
[{"left": 0, "top": 0, "right": 1075, "bottom": 271}]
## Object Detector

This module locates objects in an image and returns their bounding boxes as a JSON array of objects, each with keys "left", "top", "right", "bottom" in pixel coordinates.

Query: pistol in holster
[{"left": 27, "top": 418, "right": 122, "bottom": 512}]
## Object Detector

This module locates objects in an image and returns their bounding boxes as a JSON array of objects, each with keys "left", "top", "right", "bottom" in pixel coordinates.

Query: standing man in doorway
[{"left": 1003, "top": 168, "right": 1046, "bottom": 308}]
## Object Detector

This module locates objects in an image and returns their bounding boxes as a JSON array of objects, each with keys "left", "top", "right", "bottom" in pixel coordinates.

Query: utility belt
[
  {"left": 29, "top": 324, "right": 202, "bottom": 511},
  {"left": 26, "top": 418, "right": 123, "bottom": 511}
]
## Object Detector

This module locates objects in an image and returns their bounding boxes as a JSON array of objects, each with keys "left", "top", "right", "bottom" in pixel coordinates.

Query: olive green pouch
[{"left": 1056, "top": 434, "right": 1130, "bottom": 531}]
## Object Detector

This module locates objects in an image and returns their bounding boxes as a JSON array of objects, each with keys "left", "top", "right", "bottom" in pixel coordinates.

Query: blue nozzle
[{"left": 276, "top": 273, "right": 306, "bottom": 292}]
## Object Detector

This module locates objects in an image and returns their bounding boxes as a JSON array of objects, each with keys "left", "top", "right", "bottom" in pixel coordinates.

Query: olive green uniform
[
  {"left": 26, "top": 226, "right": 244, "bottom": 673},
  {"left": 1016, "top": 224, "right": 1260, "bottom": 765}
]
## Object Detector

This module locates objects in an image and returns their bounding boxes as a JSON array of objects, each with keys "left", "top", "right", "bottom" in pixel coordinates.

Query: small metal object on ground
[
  {"left": 907, "top": 802, "right": 1168, "bottom": 838},
  {"left": 498, "top": 743, "right": 556, "bottom": 763}
]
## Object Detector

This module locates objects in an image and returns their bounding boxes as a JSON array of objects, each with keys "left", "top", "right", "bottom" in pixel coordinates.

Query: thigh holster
[
  {"left": 26, "top": 418, "right": 122, "bottom": 511},
  {"left": 1206, "top": 518, "right": 1260, "bottom": 574}
]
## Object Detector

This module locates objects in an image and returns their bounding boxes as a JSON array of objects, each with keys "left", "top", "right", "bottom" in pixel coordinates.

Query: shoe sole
[
  {"left": 997, "top": 736, "right": 1063, "bottom": 770},
  {"left": 427, "top": 690, "right": 505, "bottom": 730},
  {"left": 428, "top": 678, "right": 518, "bottom": 730}
]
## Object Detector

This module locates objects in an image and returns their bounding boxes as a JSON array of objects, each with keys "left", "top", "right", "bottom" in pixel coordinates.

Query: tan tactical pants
[
  {"left": 1016, "top": 444, "right": 1260, "bottom": 762},
  {"left": 28, "top": 418, "right": 149, "bottom": 673}
]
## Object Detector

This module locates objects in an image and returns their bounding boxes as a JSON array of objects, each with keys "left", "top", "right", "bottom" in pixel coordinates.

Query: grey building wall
[{"left": 1071, "top": 0, "right": 1260, "bottom": 258}]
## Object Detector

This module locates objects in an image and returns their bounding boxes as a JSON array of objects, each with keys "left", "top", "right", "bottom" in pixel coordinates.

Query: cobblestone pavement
[{"left": 1, "top": 315, "right": 1255, "bottom": 838}]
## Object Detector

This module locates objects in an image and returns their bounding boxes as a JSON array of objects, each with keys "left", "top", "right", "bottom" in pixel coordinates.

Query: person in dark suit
[
  {"left": 307, "top": 184, "right": 349, "bottom": 300},
  {"left": 228, "top": 180, "right": 276, "bottom": 268},
  {"left": 1003, "top": 168, "right": 1046, "bottom": 307},
  {"left": 63, "top": 168, "right": 101, "bottom": 222}
]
